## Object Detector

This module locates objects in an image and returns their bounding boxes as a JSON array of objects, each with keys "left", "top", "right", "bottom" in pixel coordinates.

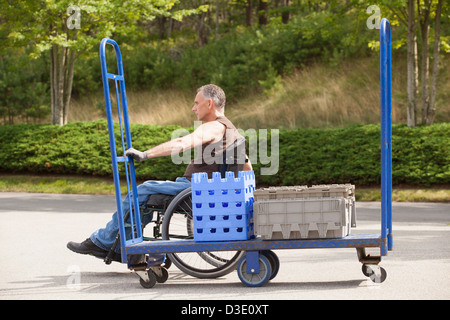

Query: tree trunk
[
  {"left": 63, "top": 49, "right": 76, "bottom": 125},
  {"left": 419, "top": 0, "right": 431, "bottom": 124},
  {"left": 50, "top": 44, "right": 76, "bottom": 126},
  {"left": 195, "top": 0, "right": 210, "bottom": 47},
  {"left": 50, "top": 44, "right": 64, "bottom": 126},
  {"left": 246, "top": 0, "right": 253, "bottom": 27},
  {"left": 428, "top": 0, "right": 442, "bottom": 125},
  {"left": 49, "top": 20, "right": 78, "bottom": 126},
  {"left": 215, "top": 0, "right": 220, "bottom": 39},
  {"left": 167, "top": 17, "right": 173, "bottom": 39},
  {"left": 156, "top": 16, "right": 167, "bottom": 40},
  {"left": 258, "top": 0, "right": 268, "bottom": 26},
  {"left": 50, "top": 45, "right": 56, "bottom": 124},
  {"left": 281, "top": 0, "right": 290, "bottom": 24},
  {"left": 406, "top": 0, "right": 418, "bottom": 127}
]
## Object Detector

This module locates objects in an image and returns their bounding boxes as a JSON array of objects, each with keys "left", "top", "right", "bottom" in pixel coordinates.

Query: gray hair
[{"left": 197, "top": 84, "right": 226, "bottom": 110}]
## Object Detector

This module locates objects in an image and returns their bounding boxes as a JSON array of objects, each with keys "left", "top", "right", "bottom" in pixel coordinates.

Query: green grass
[
  {"left": 0, "top": 174, "right": 128, "bottom": 195},
  {"left": 355, "top": 188, "right": 450, "bottom": 202},
  {"left": 1, "top": 174, "right": 448, "bottom": 202},
  {"left": 69, "top": 56, "right": 450, "bottom": 129}
]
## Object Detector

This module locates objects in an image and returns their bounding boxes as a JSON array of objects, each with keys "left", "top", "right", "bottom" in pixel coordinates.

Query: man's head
[{"left": 192, "top": 84, "right": 226, "bottom": 121}]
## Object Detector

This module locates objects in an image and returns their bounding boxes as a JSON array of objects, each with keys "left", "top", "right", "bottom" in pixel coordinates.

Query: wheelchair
[{"left": 104, "top": 137, "right": 247, "bottom": 279}]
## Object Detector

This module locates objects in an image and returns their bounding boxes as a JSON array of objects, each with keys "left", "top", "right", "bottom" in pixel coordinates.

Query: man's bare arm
[{"left": 126, "top": 121, "right": 225, "bottom": 161}]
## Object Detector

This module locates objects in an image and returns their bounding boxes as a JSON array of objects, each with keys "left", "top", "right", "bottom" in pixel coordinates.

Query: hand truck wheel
[
  {"left": 237, "top": 254, "right": 272, "bottom": 287},
  {"left": 161, "top": 256, "right": 172, "bottom": 269},
  {"left": 362, "top": 264, "right": 387, "bottom": 283},
  {"left": 152, "top": 266, "right": 169, "bottom": 283},
  {"left": 136, "top": 269, "right": 157, "bottom": 289}
]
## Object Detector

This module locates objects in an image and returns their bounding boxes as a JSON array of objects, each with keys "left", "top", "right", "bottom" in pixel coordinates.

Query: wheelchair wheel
[{"left": 161, "top": 188, "right": 244, "bottom": 279}]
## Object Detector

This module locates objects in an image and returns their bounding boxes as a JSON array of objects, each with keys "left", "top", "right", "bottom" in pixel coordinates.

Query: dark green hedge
[
  {"left": 0, "top": 121, "right": 448, "bottom": 187},
  {"left": 257, "top": 123, "right": 449, "bottom": 187},
  {"left": 0, "top": 121, "right": 187, "bottom": 181}
]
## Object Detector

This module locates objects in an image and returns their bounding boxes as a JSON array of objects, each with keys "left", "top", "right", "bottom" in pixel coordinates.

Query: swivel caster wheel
[
  {"left": 151, "top": 266, "right": 169, "bottom": 283},
  {"left": 136, "top": 269, "right": 157, "bottom": 289},
  {"left": 362, "top": 264, "right": 387, "bottom": 283},
  {"left": 162, "top": 256, "right": 172, "bottom": 269},
  {"left": 237, "top": 254, "right": 272, "bottom": 287}
]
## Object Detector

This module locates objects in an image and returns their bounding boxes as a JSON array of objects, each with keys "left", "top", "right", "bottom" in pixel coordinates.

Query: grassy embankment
[{"left": 68, "top": 56, "right": 450, "bottom": 129}]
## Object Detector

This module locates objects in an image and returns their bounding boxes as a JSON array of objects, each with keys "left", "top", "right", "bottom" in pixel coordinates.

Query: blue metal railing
[
  {"left": 380, "top": 18, "right": 393, "bottom": 255},
  {"left": 99, "top": 38, "right": 142, "bottom": 263}
]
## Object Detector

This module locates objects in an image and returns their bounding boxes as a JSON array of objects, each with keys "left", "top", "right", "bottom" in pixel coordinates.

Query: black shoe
[{"left": 67, "top": 238, "right": 108, "bottom": 258}]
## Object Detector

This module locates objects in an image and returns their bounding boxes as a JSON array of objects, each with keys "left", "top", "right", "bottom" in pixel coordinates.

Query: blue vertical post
[
  {"left": 380, "top": 19, "right": 393, "bottom": 255},
  {"left": 99, "top": 38, "right": 143, "bottom": 263}
]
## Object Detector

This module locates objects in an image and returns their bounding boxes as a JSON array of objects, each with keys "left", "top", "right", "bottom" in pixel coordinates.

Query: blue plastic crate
[{"left": 191, "top": 171, "right": 255, "bottom": 241}]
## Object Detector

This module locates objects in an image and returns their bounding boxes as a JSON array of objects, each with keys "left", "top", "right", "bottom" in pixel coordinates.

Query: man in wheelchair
[{"left": 67, "top": 84, "right": 252, "bottom": 263}]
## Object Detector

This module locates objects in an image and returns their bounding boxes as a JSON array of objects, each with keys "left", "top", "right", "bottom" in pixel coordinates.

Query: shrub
[{"left": 0, "top": 121, "right": 448, "bottom": 187}]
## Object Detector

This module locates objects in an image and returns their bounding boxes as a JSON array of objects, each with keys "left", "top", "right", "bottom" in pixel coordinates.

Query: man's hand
[{"left": 125, "top": 148, "right": 148, "bottom": 161}]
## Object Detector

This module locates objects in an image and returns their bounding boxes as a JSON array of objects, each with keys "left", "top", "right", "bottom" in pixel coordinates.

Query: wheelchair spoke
[{"left": 161, "top": 188, "right": 243, "bottom": 279}]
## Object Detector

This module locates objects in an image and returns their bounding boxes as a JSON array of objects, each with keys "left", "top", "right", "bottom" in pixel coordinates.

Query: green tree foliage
[
  {"left": 0, "top": 48, "right": 50, "bottom": 124},
  {"left": 0, "top": 0, "right": 202, "bottom": 125},
  {"left": 367, "top": 0, "right": 448, "bottom": 126},
  {"left": 72, "top": 2, "right": 375, "bottom": 101},
  {"left": 1, "top": 1, "right": 448, "bottom": 125}
]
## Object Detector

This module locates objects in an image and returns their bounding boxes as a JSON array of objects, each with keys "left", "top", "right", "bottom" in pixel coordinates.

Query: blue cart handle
[
  {"left": 380, "top": 18, "right": 393, "bottom": 254},
  {"left": 100, "top": 38, "right": 143, "bottom": 263}
]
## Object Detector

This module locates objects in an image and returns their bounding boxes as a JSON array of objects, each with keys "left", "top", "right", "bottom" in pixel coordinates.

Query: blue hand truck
[{"left": 99, "top": 18, "right": 393, "bottom": 288}]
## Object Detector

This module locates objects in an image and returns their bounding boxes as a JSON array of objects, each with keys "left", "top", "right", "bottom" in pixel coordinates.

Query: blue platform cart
[{"left": 99, "top": 18, "right": 393, "bottom": 288}]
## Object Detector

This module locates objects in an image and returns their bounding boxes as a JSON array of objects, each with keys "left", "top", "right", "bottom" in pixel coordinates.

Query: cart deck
[
  {"left": 125, "top": 233, "right": 384, "bottom": 255},
  {"left": 124, "top": 233, "right": 387, "bottom": 287}
]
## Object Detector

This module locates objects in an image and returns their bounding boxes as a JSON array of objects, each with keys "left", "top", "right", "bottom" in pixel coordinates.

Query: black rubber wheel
[
  {"left": 155, "top": 267, "right": 169, "bottom": 283},
  {"left": 362, "top": 264, "right": 371, "bottom": 277},
  {"left": 262, "top": 250, "right": 280, "bottom": 281},
  {"left": 139, "top": 271, "right": 156, "bottom": 289},
  {"left": 362, "top": 264, "right": 387, "bottom": 283},
  {"left": 162, "top": 256, "right": 172, "bottom": 269},
  {"left": 237, "top": 254, "right": 272, "bottom": 287}
]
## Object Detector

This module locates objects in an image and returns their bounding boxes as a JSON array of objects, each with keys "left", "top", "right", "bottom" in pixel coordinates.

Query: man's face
[{"left": 192, "top": 91, "right": 210, "bottom": 121}]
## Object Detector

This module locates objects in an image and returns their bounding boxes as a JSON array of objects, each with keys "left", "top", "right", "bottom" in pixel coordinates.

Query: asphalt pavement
[{"left": 0, "top": 192, "right": 449, "bottom": 300}]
